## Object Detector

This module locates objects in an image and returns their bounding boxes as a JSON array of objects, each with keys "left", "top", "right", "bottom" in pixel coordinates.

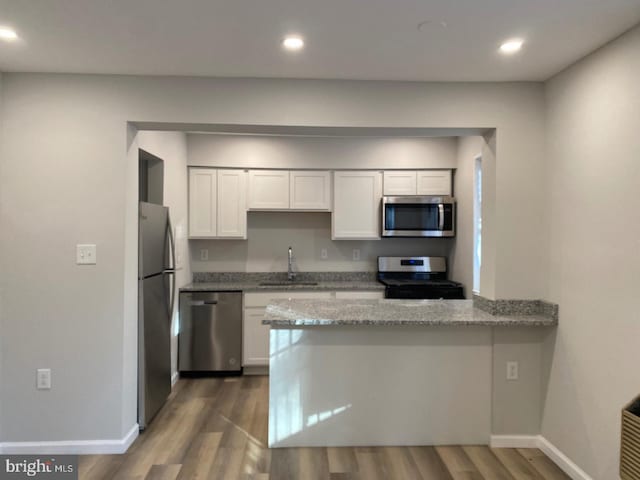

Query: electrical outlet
[
  {"left": 37, "top": 368, "right": 51, "bottom": 390},
  {"left": 320, "top": 248, "right": 328, "bottom": 260},
  {"left": 200, "top": 249, "right": 209, "bottom": 261},
  {"left": 352, "top": 249, "right": 360, "bottom": 261},
  {"left": 506, "top": 361, "right": 519, "bottom": 381}
]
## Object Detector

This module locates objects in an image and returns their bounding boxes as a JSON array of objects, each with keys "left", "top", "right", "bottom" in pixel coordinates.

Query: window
[{"left": 473, "top": 156, "right": 482, "bottom": 293}]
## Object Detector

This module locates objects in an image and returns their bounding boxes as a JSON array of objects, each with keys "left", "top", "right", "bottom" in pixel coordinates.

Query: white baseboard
[
  {"left": 0, "top": 424, "right": 139, "bottom": 455},
  {"left": 537, "top": 436, "right": 592, "bottom": 480},
  {"left": 490, "top": 434, "right": 592, "bottom": 480},
  {"left": 171, "top": 371, "right": 179, "bottom": 386},
  {"left": 490, "top": 435, "right": 539, "bottom": 448}
]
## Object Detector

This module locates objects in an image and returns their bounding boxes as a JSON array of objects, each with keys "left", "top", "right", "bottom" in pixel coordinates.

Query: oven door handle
[{"left": 438, "top": 204, "right": 445, "bottom": 231}]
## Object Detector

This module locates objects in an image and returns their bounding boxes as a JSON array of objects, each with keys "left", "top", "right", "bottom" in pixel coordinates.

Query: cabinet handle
[{"left": 191, "top": 300, "right": 218, "bottom": 306}]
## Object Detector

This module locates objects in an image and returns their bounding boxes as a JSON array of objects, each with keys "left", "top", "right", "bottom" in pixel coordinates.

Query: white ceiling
[{"left": 0, "top": 0, "right": 639, "bottom": 81}]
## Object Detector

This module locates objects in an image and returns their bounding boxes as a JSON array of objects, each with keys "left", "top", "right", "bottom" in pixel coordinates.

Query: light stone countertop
[
  {"left": 179, "top": 280, "right": 385, "bottom": 293},
  {"left": 180, "top": 271, "right": 385, "bottom": 293},
  {"left": 263, "top": 299, "right": 558, "bottom": 327}
]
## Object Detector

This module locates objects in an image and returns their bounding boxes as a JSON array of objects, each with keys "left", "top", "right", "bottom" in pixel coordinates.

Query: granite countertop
[
  {"left": 263, "top": 299, "right": 558, "bottom": 327},
  {"left": 180, "top": 280, "right": 385, "bottom": 292},
  {"left": 180, "top": 272, "right": 385, "bottom": 293}
]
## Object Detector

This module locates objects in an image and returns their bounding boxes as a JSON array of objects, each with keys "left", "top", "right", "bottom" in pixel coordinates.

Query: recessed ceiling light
[
  {"left": 282, "top": 36, "right": 304, "bottom": 51},
  {"left": 0, "top": 26, "right": 18, "bottom": 41},
  {"left": 500, "top": 39, "right": 523, "bottom": 54}
]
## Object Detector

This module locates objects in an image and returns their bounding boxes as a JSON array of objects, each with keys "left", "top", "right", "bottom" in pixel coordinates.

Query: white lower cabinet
[
  {"left": 243, "top": 290, "right": 338, "bottom": 367},
  {"left": 243, "top": 307, "right": 271, "bottom": 366}
]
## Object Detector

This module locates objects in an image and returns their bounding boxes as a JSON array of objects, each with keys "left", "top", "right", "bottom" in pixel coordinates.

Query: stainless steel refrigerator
[{"left": 138, "top": 201, "right": 175, "bottom": 429}]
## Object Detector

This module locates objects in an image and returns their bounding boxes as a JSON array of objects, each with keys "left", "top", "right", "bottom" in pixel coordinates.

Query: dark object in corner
[{"left": 621, "top": 394, "right": 640, "bottom": 480}]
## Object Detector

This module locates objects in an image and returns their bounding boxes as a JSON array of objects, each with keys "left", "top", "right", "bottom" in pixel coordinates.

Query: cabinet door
[
  {"left": 243, "top": 307, "right": 270, "bottom": 366},
  {"left": 332, "top": 171, "right": 383, "bottom": 240},
  {"left": 383, "top": 171, "right": 417, "bottom": 195},
  {"left": 248, "top": 170, "right": 290, "bottom": 210},
  {"left": 290, "top": 171, "right": 331, "bottom": 210},
  {"left": 188, "top": 168, "right": 217, "bottom": 238},
  {"left": 217, "top": 169, "right": 247, "bottom": 238},
  {"left": 416, "top": 170, "right": 452, "bottom": 196}
]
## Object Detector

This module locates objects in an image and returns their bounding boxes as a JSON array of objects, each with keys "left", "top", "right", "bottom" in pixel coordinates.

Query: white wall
[
  {"left": 137, "top": 131, "right": 191, "bottom": 381},
  {"left": 0, "top": 75, "right": 546, "bottom": 446},
  {"left": 188, "top": 134, "right": 458, "bottom": 169},
  {"left": 0, "top": 71, "right": 3, "bottom": 440},
  {"left": 450, "top": 136, "right": 484, "bottom": 296},
  {"left": 542, "top": 24, "right": 640, "bottom": 479}
]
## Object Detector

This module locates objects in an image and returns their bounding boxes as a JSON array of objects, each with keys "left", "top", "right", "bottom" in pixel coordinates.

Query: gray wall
[
  {"left": 542, "top": 24, "right": 640, "bottom": 479},
  {"left": 192, "top": 213, "right": 454, "bottom": 273},
  {"left": 0, "top": 75, "right": 546, "bottom": 444},
  {"left": 450, "top": 136, "right": 484, "bottom": 297},
  {"left": 188, "top": 133, "right": 459, "bottom": 169}
]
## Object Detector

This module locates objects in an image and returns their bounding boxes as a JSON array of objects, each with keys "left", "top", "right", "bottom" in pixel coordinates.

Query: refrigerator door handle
[
  {"left": 166, "top": 216, "right": 177, "bottom": 271},
  {"left": 165, "top": 215, "right": 177, "bottom": 324}
]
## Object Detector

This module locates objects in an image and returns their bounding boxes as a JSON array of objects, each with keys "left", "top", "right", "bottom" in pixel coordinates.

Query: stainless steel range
[{"left": 377, "top": 256, "right": 465, "bottom": 299}]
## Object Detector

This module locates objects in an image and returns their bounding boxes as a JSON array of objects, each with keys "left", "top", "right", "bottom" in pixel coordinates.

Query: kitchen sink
[{"left": 259, "top": 281, "right": 319, "bottom": 286}]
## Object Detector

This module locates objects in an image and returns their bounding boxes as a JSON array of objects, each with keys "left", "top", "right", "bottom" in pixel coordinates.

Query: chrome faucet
[{"left": 287, "top": 246, "right": 296, "bottom": 281}]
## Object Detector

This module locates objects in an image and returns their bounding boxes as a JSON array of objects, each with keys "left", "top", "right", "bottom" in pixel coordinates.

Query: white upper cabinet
[
  {"left": 216, "top": 169, "right": 247, "bottom": 238},
  {"left": 416, "top": 170, "right": 452, "bottom": 196},
  {"left": 189, "top": 168, "right": 247, "bottom": 239},
  {"left": 332, "top": 171, "right": 382, "bottom": 240},
  {"left": 384, "top": 170, "right": 452, "bottom": 196},
  {"left": 383, "top": 171, "right": 418, "bottom": 195},
  {"left": 248, "top": 170, "right": 290, "bottom": 210},
  {"left": 289, "top": 171, "right": 331, "bottom": 211},
  {"left": 188, "top": 168, "right": 217, "bottom": 238}
]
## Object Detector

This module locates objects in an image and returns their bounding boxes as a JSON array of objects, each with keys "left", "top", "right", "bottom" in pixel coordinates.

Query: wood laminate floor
[{"left": 79, "top": 376, "right": 569, "bottom": 479}]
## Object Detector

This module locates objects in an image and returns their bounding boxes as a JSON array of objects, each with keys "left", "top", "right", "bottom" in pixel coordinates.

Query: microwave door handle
[{"left": 438, "top": 204, "right": 445, "bottom": 231}]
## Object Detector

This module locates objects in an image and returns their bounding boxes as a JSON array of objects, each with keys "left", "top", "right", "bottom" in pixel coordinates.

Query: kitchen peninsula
[{"left": 264, "top": 298, "right": 558, "bottom": 448}]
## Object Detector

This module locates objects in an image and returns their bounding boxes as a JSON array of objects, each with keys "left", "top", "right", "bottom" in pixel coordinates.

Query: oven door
[{"left": 382, "top": 196, "right": 455, "bottom": 237}]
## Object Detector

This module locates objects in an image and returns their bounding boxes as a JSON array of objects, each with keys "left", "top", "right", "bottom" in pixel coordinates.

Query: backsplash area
[{"left": 190, "top": 211, "right": 454, "bottom": 273}]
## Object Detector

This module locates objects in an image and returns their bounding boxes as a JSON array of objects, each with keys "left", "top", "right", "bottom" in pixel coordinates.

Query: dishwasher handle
[{"left": 190, "top": 300, "right": 218, "bottom": 306}]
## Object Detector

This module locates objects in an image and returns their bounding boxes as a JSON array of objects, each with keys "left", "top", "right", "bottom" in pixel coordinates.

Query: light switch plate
[
  {"left": 76, "top": 244, "right": 97, "bottom": 265},
  {"left": 506, "top": 361, "right": 519, "bottom": 381}
]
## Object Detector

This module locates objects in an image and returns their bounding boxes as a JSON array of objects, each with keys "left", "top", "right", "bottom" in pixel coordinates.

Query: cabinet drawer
[{"left": 245, "top": 290, "right": 332, "bottom": 308}]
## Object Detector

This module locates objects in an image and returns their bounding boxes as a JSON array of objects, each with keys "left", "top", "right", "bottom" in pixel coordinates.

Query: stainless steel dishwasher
[{"left": 178, "top": 291, "right": 242, "bottom": 373}]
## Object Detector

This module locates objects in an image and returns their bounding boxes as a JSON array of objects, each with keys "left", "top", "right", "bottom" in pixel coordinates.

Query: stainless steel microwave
[{"left": 382, "top": 196, "right": 456, "bottom": 237}]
